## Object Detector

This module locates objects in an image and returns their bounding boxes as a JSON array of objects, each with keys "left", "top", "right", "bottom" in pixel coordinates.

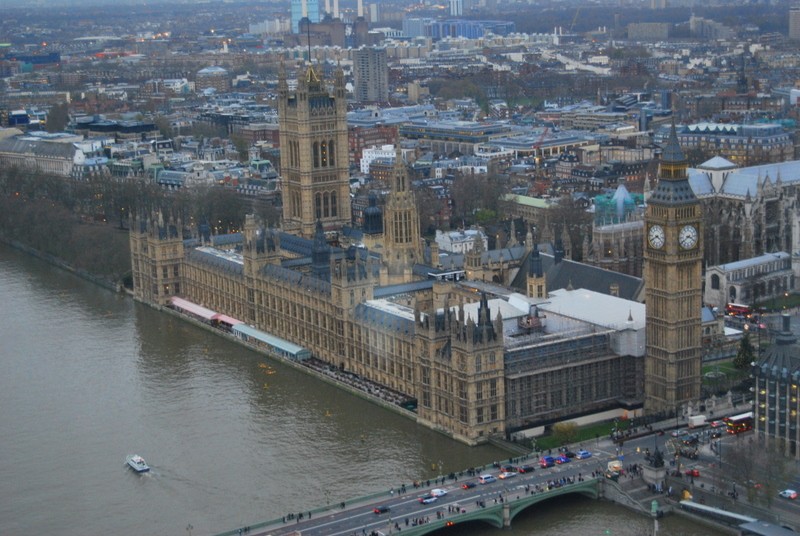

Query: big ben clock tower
[{"left": 644, "top": 122, "right": 703, "bottom": 414}]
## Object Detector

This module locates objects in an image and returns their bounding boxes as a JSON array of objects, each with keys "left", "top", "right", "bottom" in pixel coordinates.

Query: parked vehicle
[
  {"left": 576, "top": 450, "right": 592, "bottom": 459},
  {"left": 688, "top": 415, "right": 707, "bottom": 429}
]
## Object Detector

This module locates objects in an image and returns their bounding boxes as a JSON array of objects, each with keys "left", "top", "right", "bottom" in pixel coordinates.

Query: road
[
  {"left": 238, "top": 442, "right": 622, "bottom": 536},
  {"left": 222, "top": 421, "right": 800, "bottom": 536}
]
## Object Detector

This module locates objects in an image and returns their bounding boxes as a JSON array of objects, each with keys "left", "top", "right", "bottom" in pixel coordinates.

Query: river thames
[{"left": 0, "top": 243, "right": 721, "bottom": 535}]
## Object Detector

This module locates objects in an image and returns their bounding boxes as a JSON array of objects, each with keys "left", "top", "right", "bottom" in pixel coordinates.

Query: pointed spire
[
  {"left": 392, "top": 144, "right": 407, "bottom": 193},
  {"left": 529, "top": 244, "right": 543, "bottom": 277},
  {"left": 661, "top": 118, "right": 686, "bottom": 164},
  {"left": 278, "top": 59, "right": 288, "bottom": 95}
]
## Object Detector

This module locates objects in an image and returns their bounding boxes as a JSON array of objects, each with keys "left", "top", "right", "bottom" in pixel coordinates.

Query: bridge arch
[
  {"left": 507, "top": 480, "right": 601, "bottom": 524},
  {"left": 391, "top": 478, "right": 601, "bottom": 536}
]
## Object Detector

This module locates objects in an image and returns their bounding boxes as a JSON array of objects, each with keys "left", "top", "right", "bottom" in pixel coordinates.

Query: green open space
[{"left": 534, "top": 419, "right": 632, "bottom": 451}]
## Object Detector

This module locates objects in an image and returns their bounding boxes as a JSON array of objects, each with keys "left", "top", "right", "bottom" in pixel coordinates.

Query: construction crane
[
  {"left": 569, "top": 7, "right": 581, "bottom": 33},
  {"left": 531, "top": 126, "right": 550, "bottom": 164}
]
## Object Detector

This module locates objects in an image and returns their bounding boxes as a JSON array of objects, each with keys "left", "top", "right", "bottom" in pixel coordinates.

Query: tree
[
  {"left": 153, "top": 115, "right": 174, "bottom": 139},
  {"left": 734, "top": 332, "right": 755, "bottom": 370},
  {"left": 449, "top": 172, "right": 507, "bottom": 228},
  {"left": 724, "top": 436, "right": 795, "bottom": 507},
  {"left": 231, "top": 134, "right": 250, "bottom": 163},
  {"left": 45, "top": 102, "right": 70, "bottom": 132},
  {"left": 551, "top": 421, "right": 578, "bottom": 446},
  {"left": 415, "top": 186, "right": 443, "bottom": 237}
]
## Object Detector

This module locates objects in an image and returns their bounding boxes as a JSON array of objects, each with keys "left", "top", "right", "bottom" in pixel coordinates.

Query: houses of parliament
[{"left": 130, "top": 65, "right": 701, "bottom": 445}]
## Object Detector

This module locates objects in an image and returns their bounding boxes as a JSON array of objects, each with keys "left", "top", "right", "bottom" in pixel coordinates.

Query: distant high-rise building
[
  {"left": 449, "top": 0, "right": 463, "bottom": 16},
  {"left": 291, "top": 0, "right": 320, "bottom": 33},
  {"left": 368, "top": 2, "right": 379, "bottom": 23},
  {"left": 790, "top": 7, "right": 800, "bottom": 40},
  {"left": 353, "top": 47, "right": 388, "bottom": 103}
]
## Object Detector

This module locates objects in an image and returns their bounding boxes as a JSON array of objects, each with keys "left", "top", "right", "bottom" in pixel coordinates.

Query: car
[
  {"left": 710, "top": 420, "right": 724, "bottom": 428},
  {"left": 681, "top": 434, "right": 699, "bottom": 446},
  {"left": 685, "top": 468, "right": 700, "bottom": 478},
  {"left": 517, "top": 465, "right": 535, "bottom": 473},
  {"left": 563, "top": 451, "right": 576, "bottom": 458},
  {"left": 430, "top": 488, "right": 447, "bottom": 497},
  {"left": 500, "top": 464, "right": 515, "bottom": 472},
  {"left": 478, "top": 474, "right": 497, "bottom": 484},
  {"left": 539, "top": 456, "right": 555, "bottom": 468},
  {"left": 555, "top": 455, "right": 571, "bottom": 464},
  {"left": 671, "top": 429, "right": 683, "bottom": 437},
  {"left": 461, "top": 482, "right": 477, "bottom": 489},
  {"left": 418, "top": 494, "right": 437, "bottom": 504},
  {"left": 780, "top": 489, "right": 798, "bottom": 499},
  {"left": 576, "top": 450, "right": 592, "bottom": 459},
  {"left": 498, "top": 471, "right": 517, "bottom": 479},
  {"left": 373, "top": 505, "right": 391, "bottom": 514},
  {"left": 710, "top": 430, "right": 722, "bottom": 439}
]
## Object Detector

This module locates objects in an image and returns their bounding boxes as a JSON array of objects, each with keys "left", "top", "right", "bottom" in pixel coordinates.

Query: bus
[
  {"left": 725, "top": 303, "right": 753, "bottom": 318},
  {"left": 724, "top": 411, "right": 754, "bottom": 435}
]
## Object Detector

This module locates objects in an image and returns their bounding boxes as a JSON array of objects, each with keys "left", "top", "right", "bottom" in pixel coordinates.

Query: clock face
[
  {"left": 679, "top": 225, "right": 698, "bottom": 249},
  {"left": 648, "top": 225, "right": 665, "bottom": 249}
]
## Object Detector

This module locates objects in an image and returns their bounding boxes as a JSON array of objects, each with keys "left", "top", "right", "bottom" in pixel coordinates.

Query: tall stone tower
[
  {"left": 415, "top": 291, "right": 505, "bottom": 444},
  {"left": 129, "top": 210, "right": 183, "bottom": 305},
  {"left": 526, "top": 245, "right": 547, "bottom": 299},
  {"left": 643, "top": 122, "right": 703, "bottom": 414},
  {"left": 381, "top": 146, "right": 422, "bottom": 284},
  {"left": 278, "top": 62, "right": 351, "bottom": 239}
]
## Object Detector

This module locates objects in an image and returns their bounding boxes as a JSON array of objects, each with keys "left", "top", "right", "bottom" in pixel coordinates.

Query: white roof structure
[{"left": 543, "top": 288, "right": 646, "bottom": 330}]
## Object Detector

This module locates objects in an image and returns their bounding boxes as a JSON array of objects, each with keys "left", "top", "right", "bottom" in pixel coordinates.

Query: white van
[{"left": 479, "top": 474, "right": 496, "bottom": 484}]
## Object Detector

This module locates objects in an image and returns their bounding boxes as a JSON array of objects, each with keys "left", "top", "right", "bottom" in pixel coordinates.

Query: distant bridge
[
  {"left": 214, "top": 477, "right": 602, "bottom": 536},
  {"left": 374, "top": 478, "right": 601, "bottom": 536}
]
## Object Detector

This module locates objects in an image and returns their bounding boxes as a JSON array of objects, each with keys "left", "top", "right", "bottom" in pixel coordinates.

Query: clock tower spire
[{"left": 643, "top": 121, "right": 703, "bottom": 414}]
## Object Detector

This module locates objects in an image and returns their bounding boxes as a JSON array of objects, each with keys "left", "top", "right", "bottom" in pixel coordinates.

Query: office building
[
  {"left": 790, "top": 7, "right": 800, "bottom": 40},
  {"left": 291, "top": 0, "right": 320, "bottom": 33},
  {"left": 353, "top": 47, "right": 389, "bottom": 103}
]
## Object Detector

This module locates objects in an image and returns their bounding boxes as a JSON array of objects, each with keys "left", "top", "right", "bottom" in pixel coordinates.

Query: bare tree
[{"left": 723, "top": 435, "right": 795, "bottom": 507}]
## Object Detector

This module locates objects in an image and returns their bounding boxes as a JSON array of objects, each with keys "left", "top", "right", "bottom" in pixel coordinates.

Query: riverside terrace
[{"left": 213, "top": 470, "right": 604, "bottom": 536}]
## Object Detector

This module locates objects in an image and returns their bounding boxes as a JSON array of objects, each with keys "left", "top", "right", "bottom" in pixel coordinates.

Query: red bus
[
  {"left": 725, "top": 303, "right": 753, "bottom": 318},
  {"left": 724, "top": 411, "right": 754, "bottom": 435}
]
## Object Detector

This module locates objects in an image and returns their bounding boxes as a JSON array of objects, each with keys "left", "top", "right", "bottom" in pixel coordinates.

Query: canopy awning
[
  {"left": 170, "top": 297, "right": 216, "bottom": 321},
  {"left": 213, "top": 313, "right": 242, "bottom": 326}
]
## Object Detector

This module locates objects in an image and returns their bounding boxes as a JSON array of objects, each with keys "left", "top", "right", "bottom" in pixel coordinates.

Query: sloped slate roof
[
  {"left": 510, "top": 249, "right": 644, "bottom": 302},
  {"left": 0, "top": 137, "right": 77, "bottom": 158},
  {"left": 689, "top": 159, "right": 800, "bottom": 198},
  {"left": 374, "top": 280, "right": 434, "bottom": 298},
  {"left": 187, "top": 248, "right": 244, "bottom": 275},
  {"left": 699, "top": 156, "right": 736, "bottom": 170},
  {"left": 649, "top": 177, "right": 697, "bottom": 205}
]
